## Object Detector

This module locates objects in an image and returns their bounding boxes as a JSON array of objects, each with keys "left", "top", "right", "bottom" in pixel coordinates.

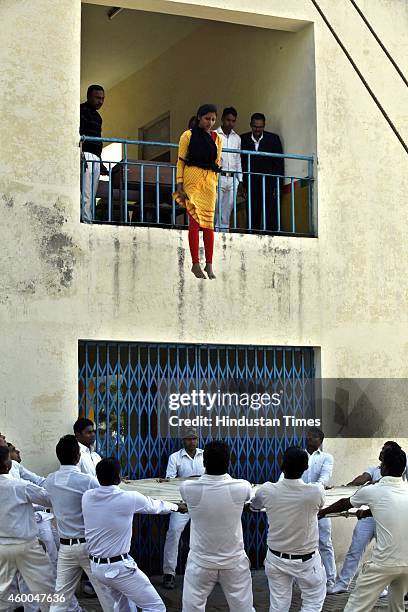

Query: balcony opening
[{"left": 80, "top": 3, "right": 317, "bottom": 236}]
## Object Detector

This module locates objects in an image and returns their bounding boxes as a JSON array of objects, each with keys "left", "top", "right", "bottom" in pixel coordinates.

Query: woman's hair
[
  {"left": 196, "top": 104, "right": 217, "bottom": 119},
  {"left": 188, "top": 115, "right": 198, "bottom": 129}
]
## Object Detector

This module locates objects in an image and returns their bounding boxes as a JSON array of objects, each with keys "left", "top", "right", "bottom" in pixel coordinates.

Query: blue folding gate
[{"left": 78, "top": 341, "right": 315, "bottom": 573}]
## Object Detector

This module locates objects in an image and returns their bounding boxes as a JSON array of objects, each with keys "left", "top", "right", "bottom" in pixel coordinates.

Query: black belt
[
  {"left": 269, "top": 548, "right": 315, "bottom": 562},
  {"left": 90, "top": 553, "right": 129, "bottom": 564},
  {"left": 221, "top": 171, "right": 234, "bottom": 177},
  {"left": 60, "top": 537, "right": 86, "bottom": 545}
]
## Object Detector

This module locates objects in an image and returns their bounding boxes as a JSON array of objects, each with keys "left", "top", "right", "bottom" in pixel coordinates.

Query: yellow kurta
[{"left": 174, "top": 129, "right": 222, "bottom": 230}]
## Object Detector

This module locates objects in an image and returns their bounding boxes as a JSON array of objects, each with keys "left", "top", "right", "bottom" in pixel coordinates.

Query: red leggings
[{"left": 188, "top": 214, "right": 214, "bottom": 265}]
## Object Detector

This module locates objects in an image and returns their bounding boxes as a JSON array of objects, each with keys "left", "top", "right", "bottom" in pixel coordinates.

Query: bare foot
[
  {"left": 191, "top": 264, "right": 206, "bottom": 279},
  {"left": 204, "top": 264, "right": 216, "bottom": 279}
]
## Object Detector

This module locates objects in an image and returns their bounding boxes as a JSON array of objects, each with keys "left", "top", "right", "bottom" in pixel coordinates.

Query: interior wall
[{"left": 99, "top": 19, "right": 316, "bottom": 177}]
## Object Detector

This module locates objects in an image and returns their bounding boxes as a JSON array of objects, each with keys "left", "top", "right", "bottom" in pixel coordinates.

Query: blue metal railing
[{"left": 80, "top": 136, "right": 315, "bottom": 236}]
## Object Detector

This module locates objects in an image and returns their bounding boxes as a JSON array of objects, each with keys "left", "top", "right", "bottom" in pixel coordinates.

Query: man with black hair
[
  {"left": 44, "top": 435, "right": 114, "bottom": 612},
  {"left": 0, "top": 446, "right": 55, "bottom": 610},
  {"left": 82, "top": 457, "right": 187, "bottom": 611},
  {"left": 80, "top": 85, "right": 108, "bottom": 222},
  {"left": 251, "top": 446, "right": 326, "bottom": 612},
  {"left": 7, "top": 442, "right": 21, "bottom": 464},
  {"left": 215, "top": 107, "right": 243, "bottom": 230},
  {"left": 240, "top": 113, "right": 284, "bottom": 232},
  {"left": 180, "top": 441, "right": 254, "bottom": 612},
  {"left": 332, "top": 440, "right": 402, "bottom": 594},
  {"left": 73, "top": 417, "right": 101, "bottom": 476},
  {"left": 320, "top": 447, "right": 408, "bottom": 611}
]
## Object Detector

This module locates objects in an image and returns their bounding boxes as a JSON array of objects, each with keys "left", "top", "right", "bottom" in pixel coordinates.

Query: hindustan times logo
[{"left": 168, "top": 390, "right": 283, "bottom": 411}]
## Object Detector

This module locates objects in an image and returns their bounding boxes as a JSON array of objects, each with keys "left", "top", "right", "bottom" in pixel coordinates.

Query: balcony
[{"left": 81, "top": 136, "right": 315, "bottom": 237}]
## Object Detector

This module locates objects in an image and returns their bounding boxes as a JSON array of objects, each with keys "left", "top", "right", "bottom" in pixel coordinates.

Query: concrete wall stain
[
  {"left": 177, "top": 241, "right": 185, "bottom": 338},
  {"left": 2, "top": 194, "right": 14, "bottom": 208},
  {"left": 26, "top": 201, "right": 77, "bottom": 292}
]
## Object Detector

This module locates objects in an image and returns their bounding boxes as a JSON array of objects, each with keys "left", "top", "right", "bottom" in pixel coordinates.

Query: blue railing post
[
  {"left": 276, "top": 176, "right": 281, "bottom": 232},
  {"left": 308, "top": 158, "right": 314, "bottom": 235},
  {"left": 124, "top": 143, "right": 128, "bottom": 223},
  {"left": 262, "top": 174, "right": 266, "bottom": 231},
  {"left": 81, "top": 155, "right": 85, "bottom": 222},
  {"left": 108, "top": 162, "right": 112, "bottom": 223},
  {"left": 233, "top": 173, "right": 237, "bottom": 230},
  {"left": 248, "top": 154, "right": 252, "bottom": 231},
  {"left": 90, "top": 159, "right": 95, "bottom": 222},
  {"left": 140, "top": 164, "right": 144, "bottom": 223}
]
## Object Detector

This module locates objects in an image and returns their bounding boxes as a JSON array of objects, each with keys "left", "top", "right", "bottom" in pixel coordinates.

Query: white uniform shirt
[
  {"left": 0, "top": 474, "right": 51, "bottom": 544},
  {"left": 365, "top": 465, "right": 382, "bottom": 482},
  {"left": 82, "top": 485, "right": 178, "bottom": 558},
  {"left": 216, "top": 127, "right": 243, "bottom": 182},
  {"left": 44, "top": 465, "right": 99, "bottom": 539},
  {"left": 78, "top": 442, "right": 101, "bottom": 476},
  {"left": 10, "top": 460, "right": 46, "bottom": 486},
  {"left": 302, "top": 448, "right": 334, "bottom": 486},
  {"left": 251, "top": 478, "right": 325, "bottom": 554},
  {"left": 180, "top": 473, "right": 251, "bottom": 569},
  {"left": 165, "top": 448, "right": 204, "bottom": 479},
  {"left": 350, "top": 476, "right": 408, "bottom": 566},
  {"left": 251, "top": 133, "right": 264, "bottom": 152}
]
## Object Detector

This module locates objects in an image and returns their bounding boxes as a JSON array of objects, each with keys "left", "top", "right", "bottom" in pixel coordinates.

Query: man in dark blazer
[{"left": 241, "top": 113, "right": 284, "bottom": 232}]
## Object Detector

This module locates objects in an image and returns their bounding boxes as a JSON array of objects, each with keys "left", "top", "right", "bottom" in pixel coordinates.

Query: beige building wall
[{"left": 1, "top": 0, "right": 407, "bottom": 566}]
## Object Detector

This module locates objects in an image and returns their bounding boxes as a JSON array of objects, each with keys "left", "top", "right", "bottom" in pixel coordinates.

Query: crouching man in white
[
  {"left": 0, "top": 445, "right": 55, "bottom": 611},
  {"left": 251, "top": 447, "right": 326, "bottom": 612},
  {"left": 82, "top": 457, "right": 187, "bottom": 611},
  {"left": 181, "top": 441, "right": 255, "bottom": 612},
  {"left": 44, "top": 435, "right": 116, "bottom": 612},
  {"left": 320, "top": 446, "right": 408, "bottom": 612}
]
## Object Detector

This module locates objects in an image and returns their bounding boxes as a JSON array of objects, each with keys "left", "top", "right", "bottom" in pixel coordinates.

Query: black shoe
[{"left": 163, "top": 574, "right": 175, "bottom": 589}]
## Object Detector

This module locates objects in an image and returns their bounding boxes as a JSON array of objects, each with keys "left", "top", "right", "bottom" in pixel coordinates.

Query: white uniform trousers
[
  {"left": 182, "top": 556, "right": 255, "bottom": 612},
  {"left": 215, "top": 177, "right": 236, "bottom": 230},
  {"left": 82, "top": 152, "right": 101, "bottom": 222},
  {"left": 264, "top": 549, "right": 326, "bottom": 612},
  {"left": 49, "top": 542, "right": 116, "bottom": 612},
  {"left": 318, "top": 518, "right": 336, "bottom": 587},
  {"left": 336, "top": 517, "right": 375, "bottom": 589},
  {"left": 163, "top": 512, "right": 190, "bottom": 575},
  {"left": 90, "top": 555, "right": 165, "bottom": 612},
  {"left": 344, "top": 562, "right": 408, "bottom": 612},
  {"left": 0, "top": 539, "right": 54, "bottom": 611}
]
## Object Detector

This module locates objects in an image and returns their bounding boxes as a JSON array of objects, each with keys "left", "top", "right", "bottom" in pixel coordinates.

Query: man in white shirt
[
  {"left": 320, "top": 446, "right": 408, "bottom": 611},
  {"left": 302, "top": 427, "right": 336, "bottom": 591},
  {"left": 82, "top": 457, "right": 187, "bottom": 611},
  {"left": 44, "top": 435, "right": 116, "bottom": 612},
  {"left": 162, "top": 428, "right": 204, "bottom": 589},
  {"left": 332, "top": 440, "right": 401, "bottom": 594},
  {"left": 1, "top": 437, "right": 75, "bottom": 612},
  {"left": 0, "top": 446, "right": 55, "bottom": 611},
  {"left": 181, "top": 441, "right": 254, "bottom": 612},
  {"left": 73, "top": 418, "right": 101, "bottom": 476},
  {"left": 251, "top": 446, "right": 326, "bottom": 612},
  {"left": 215, "top": 107, "right": 243, "bottom": 230}
]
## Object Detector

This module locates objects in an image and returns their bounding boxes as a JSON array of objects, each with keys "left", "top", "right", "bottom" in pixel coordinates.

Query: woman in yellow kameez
[{"left": 174, "top": 104, "right": 222, "bottom": 279}]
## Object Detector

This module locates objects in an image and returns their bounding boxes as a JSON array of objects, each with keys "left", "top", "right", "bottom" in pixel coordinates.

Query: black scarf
[{"left": 182, "top": 127, "right": 220, "bottom": 172}]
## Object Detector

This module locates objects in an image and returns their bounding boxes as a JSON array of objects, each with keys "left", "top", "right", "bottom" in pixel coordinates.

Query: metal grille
[{"left": 78, "top": 341, "right": 315, "bottom": 573}]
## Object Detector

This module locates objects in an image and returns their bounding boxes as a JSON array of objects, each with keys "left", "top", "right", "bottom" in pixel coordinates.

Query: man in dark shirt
[
  {"left": 241, "top": 113, "right": 284, "bottom": 232},
  {"left": 80, "top": 84, "right": 107, "bottom": 222}
]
